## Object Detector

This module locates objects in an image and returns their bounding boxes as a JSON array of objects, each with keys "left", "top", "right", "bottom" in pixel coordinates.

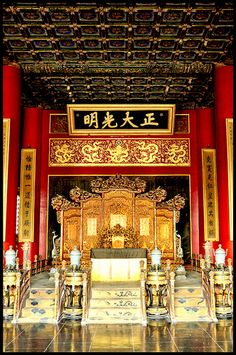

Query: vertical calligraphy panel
[
  {"left": 226, "top": 119, "right": 233, "bottom": 241},
  {"left": 18, "top": 149, "right": 36, "bottom": 242},
  {"left": 3, "top": 118, "right": 10, "bottom": 242},
  {"left": 202, "top": 149, "right": 219, "bottom": 242}
]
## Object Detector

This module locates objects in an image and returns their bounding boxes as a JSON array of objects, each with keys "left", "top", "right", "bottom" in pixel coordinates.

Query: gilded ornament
[
  {"left": 69, "top": 186, "right": 100, "bottom": 202},
  {"left": 136, "top": 141, "right": 159, "bottom": 163},
  {"left": 107, "top": 144, "right": 129, "bottom": 163},
  {"left": 166, "top": 143, "right": 187, "bottom": 164},
  {"left": 90, "top": 175, "right": 146, "bottom": 193},
  {"left": 158, "top": 194, "right": 185, "bottom": 211},
  {"left": 51, "top": 194, "right": 73, "bottom": 211},
  {"left": 98, "top": 224, "right": 139, "bottom": 249},
  {"left": 50, "top": 138, "right": 190, "bottom": 166},
  {"left": 81, "top": 142, "right": 102, "bottom": 163},
  {"left": 137, "top": 186, "right": 167, "bottom": 202},
  {"left": 54, "top": 143, "right": 75, "bottom": 163},
  {"left": 51, "top": 194, "right": 79, "bottom": 223}
]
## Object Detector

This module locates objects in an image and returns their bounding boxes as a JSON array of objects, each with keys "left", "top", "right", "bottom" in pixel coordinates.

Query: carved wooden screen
[
  {"left": 53, "top": 176, "right": 184, "bottom": 265},
  {"left": 102, "top": 190, "right": 134, "bottom": 229},
  {"left": 61, "top": 208, "right": 82, "bottom": 260},
  {"left": 156, "top": 208, "right": 176, "bottom": 260},
  {"left": 82, "top": 198, "right": 102, "bottom": 247},
  {"left": 135, "top": 199, "right": 155, "bottom": 250}
]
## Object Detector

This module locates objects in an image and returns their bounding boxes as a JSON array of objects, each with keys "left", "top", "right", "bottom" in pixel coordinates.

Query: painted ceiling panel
[{"left": 3, "top": 0, "right": 233, "bottom": 110}]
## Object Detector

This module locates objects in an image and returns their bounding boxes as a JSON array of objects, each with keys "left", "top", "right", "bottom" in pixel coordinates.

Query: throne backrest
[{"left": 112, "top": 234, "right": 124, "bottom": 248}]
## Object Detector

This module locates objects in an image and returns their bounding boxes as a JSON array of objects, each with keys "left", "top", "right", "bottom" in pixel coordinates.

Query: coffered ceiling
[{"left": 3, "top": 1, "right": 233, "bottom": 110}]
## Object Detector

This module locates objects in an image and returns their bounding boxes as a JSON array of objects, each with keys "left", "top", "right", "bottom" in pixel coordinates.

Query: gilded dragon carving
[
  {"left": 166, "top": 143, "right": 187, "bottom": 164},
  {"left": 136, "top": 141, "right": 159, "bottom": 163},
  {"left": 51, "top": 194, "right": 79, "bottom": 223},
  {"left": 158, "top": 194, "right": 186, "bottom": 222},
  {"left": 69, "top": 186, "right": 100, "bottom": 202},
  {"left": 137, "top": 186, "right": 167, "bottom": 202},
  {"left": 54, "top": 143, "right": 75, "bottom": 163},
  {"left": 81, "top": 142, "right": 102, "bottom": 163},
  {"left": 107, "top": 143, "right": 129, "bottom": 163}
]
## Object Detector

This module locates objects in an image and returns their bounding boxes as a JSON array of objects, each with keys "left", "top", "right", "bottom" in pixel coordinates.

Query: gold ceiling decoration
[{"left": 3, "top": 1, "right": 233, "bottom": 110}]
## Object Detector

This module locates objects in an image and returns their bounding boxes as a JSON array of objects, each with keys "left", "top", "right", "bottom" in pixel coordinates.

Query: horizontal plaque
[
  {"left": 67, "top": 104, "right": 175, "bottom": 135},
  {"left": 49, "top": 137, "right": 190, "bottom": 166}
]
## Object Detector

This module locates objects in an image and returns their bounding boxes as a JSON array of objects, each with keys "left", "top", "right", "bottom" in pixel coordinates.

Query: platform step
[
  {"left": 21, "top": 306, "right": 54, "bottom": 318},
  {"left": 30, "top": 288, "right": 55, "bottom": 299},
  {"left": 89, "top": 298, "right": 141, "bottom": 308},
  {"left": 174, "top": 305, "right": 209, "bottom": 317},
  {"left": 86, "top": 308, "right": 143, "bottom": 324},
  {"left": 174, "top": 287, "right": 203, "bottom": 297},
  {"left": 174, "top": 296, "right": 205, "bottom": 307},
  {"left": 25, "top": 298, "right": 55, "bottom": 307},
  {"left": 91, "top": 288, "right": 140, "bottom": 299}
]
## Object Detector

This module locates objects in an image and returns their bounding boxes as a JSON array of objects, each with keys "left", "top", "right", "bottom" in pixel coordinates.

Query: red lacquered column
[
  {"left": 38, "top": 110, "right": 50, "bottom": 259},
  {"left": 196, "top": 108, "right": 215, "bottom": 255},
  {"left": 3, "top": 63, "right": 21, "bottom": 254},
  {"left": 17, "top": 108, "right": 43, "bottom": 263},
  {"left": 214, "top": 64, "right": 233, "bottom": 260}
]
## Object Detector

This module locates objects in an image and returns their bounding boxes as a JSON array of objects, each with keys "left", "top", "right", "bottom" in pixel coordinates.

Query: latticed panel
[
  {"left": 62, "top": 208, "right": 82, "bottom": 260},
  {"left": 134, "top": 199, "right": 155, "bottom": 250},
  {"left": 103, "top": 190, "right": 134, "bottom": 229},
  {"left": 156, "top": 208, "right": 175, "bottom": 260}
]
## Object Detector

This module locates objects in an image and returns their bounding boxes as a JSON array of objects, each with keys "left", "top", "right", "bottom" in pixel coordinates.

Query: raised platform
[{"left": 90, "top": 248, "right": 147, "bottom": 282}]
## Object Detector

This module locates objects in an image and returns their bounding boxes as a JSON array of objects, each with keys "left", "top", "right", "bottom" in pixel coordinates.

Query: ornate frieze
[
  {"left": 158, "top": 194, "right": 186, "bottom": 223},
  {"left": 136, "top": 186, "right": 167, "bottom": 202},
  {"left": 51, "top": 194, "right": 79, "bottom": 223},
  {"left": 90, "top": 175, "right": 146, "bottom": 193},
  {"left": 69, "top": 186, "right": 100, "bottom": 202},
  {"left": 49, "top": 138, "right": 190, "bottom": 166}
]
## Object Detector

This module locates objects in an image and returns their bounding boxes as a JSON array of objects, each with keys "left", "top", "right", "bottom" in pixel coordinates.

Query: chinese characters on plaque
[
  {"left": 202, "top": 149, "right": 219, "bottom": 242},
  {"left": 67, "top": 104, "right": 175, "bottom": 135},
  {"left": 49, "top": 112, "right": 190, "bottom": 134},
  {"left": 18, "top": 149, "right": 36, "bottom": 242}
]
